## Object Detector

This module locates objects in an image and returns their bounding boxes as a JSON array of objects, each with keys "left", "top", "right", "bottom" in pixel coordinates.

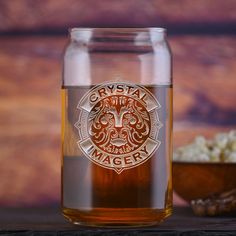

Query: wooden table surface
[{"left": 0, "top": 207, "right": 236, "bottom": 235}]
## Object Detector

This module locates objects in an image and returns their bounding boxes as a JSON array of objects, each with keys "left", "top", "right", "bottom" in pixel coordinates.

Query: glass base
[{"left": 62, "top": 207, "right": 172, "bottom": 227}]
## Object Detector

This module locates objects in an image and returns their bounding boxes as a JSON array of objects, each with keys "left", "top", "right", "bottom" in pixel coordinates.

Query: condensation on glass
[{"left": 61, "top": 28, "right": 173, "bottom": 227}]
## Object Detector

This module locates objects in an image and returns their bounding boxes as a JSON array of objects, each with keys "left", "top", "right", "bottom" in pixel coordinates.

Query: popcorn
[
  {"left": 195, "top": 136, "right": 206, "bottom": 147},
  {"left": 214, "top": 133, "right": 228, "bottom": 150},
  {"left": 210, "top": 147, "right": 221, "bottom": 162},
  {"left": 229, "top": 130, "right": 236, "bottom": 141},
  {"left": 230, "top": 141, "right": 236, "bottom": 151},
  {"left": 198, "top": 153, "right": 210, "bottom": 162},
  {"left": 225, "top": 152, "right": 236, "bottom": 163},
  {"left": 174, "top": 130, "right": 236, "bottom": 163}
]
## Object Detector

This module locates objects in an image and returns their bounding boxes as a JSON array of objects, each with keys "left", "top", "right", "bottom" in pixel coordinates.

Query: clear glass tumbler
[{"left": 61, "top": 28, "right": 172, "bottom": 226}]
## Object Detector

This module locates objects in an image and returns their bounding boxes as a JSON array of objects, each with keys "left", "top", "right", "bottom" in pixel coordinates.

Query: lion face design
[{"left": 88, "top": 95, "right": 151, "bottom": 155}]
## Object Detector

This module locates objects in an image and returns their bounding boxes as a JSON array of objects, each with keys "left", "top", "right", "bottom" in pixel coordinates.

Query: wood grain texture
[
  {"left": 173, "top": 162, "right": 236, "bottom": 201},
  {"left": 1, "top": 207, "right": 236, "bottom": 231},
  {"left": 0, "top": 0, "right": 235, "bottom": 32},
  {"left": 0, "top": 37, "right": 64, "bottom": 206},
  {"left": 0, "top": 36, "right": 235, "bottom": 206},
  {"left": 172, "top": 36, "right": 236, "bottom": 146}
]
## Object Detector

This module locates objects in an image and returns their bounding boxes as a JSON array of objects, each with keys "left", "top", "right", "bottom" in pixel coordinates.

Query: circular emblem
[{"left": 75, "top": 82, "right": 162, "bottom": 174}]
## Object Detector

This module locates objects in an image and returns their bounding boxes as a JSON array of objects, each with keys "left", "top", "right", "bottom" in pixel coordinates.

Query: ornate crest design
[{"left": 75, "top": 82, "right": 162, "bottom": 174}]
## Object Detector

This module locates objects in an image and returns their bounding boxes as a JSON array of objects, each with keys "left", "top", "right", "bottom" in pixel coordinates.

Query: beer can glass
[{"left": 62, "top": 28, "right": 173, "bottom": 226}]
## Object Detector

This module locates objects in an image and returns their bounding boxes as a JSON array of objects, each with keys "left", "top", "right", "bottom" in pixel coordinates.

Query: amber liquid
[{"left": 61, "top": 85, "right": 173, "bottom": 226}]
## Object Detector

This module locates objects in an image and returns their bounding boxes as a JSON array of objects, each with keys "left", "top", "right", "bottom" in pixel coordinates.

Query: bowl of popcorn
[{"left": 173, "top": 130, "right": 236, "bottom": 202}]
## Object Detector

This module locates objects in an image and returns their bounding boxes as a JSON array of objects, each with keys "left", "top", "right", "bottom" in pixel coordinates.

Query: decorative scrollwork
[{"left": 88, "top": 95, "right": 151, "bottom": 155}]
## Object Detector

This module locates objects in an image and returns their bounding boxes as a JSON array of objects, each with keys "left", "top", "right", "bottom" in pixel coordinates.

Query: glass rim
[{"left": 69, "top": 27, "right": 166, "bottom": 34}]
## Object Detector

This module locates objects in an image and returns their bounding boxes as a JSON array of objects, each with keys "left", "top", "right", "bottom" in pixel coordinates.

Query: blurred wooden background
[{"left": 0, "top": 0, "right": 236, "bottom": 207}]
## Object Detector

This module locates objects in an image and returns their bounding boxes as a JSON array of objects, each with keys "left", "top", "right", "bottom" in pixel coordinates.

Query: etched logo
[{"left": 75, "top": 82, "right": 162, "bottom": 174}]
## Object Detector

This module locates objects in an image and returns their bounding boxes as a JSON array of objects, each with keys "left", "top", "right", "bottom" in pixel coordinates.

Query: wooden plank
[
  {"left": 0, "top": 0, "right": 235, "bottom": 32},
  {"left": 0, "top": 37, "right": 65, "bottom": 206},
  {"left": 0, "top": 36, "right": 235, "bottom": 206},
  {"left": 171, "top": 36, "right": 236, "bottom": 126}
]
